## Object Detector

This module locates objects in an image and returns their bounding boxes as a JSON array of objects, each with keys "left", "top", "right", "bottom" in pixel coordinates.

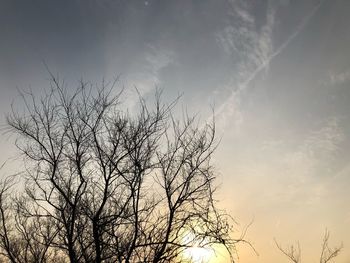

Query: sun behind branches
[{"left": 182, "top": 231, "right": 216, "bottom": 263}]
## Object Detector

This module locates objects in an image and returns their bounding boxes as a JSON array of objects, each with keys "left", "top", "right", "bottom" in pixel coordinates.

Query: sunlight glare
[
  {"left": 182, "top": 232, "right": 215, "bottom": 263},
  {"left": 183, "top": 246, "right": 215, "bottom": 263}
]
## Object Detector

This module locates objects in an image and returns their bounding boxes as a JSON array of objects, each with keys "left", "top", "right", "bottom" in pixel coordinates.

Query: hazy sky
[{"left": 1, "top": 0, "right": 350, "bottom": 262}]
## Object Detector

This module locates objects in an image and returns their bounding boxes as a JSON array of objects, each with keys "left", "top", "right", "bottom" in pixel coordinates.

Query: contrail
[{"left": 214, "top": 0, "right": 325, "bottom": 119}]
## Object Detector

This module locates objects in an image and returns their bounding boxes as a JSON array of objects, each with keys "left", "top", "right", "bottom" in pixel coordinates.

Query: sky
[{"left": 1, "top": 0, "right": 350, "bottom": 262}]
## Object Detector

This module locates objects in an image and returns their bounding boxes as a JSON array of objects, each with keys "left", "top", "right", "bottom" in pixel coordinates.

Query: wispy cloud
[
  {"left": 278, "top": 117, "right": 344, "bottom": 204},
  {"left": 129, "top": 46, "right": 174, "bottom": 94},
  {"left": 214, "top": 0, "right": 325, "bottom": 129},
  {"left": 217, "top": 1, "right": 275, "bottom": 78},
  {"left": 123, "top": 46, "right": 174, "bottom": 108},
  {"left": 283, "top": 118, "right": 344, "bottom": 177},
  {"left": 214, "top": 1, "right": 275, "bottom": 130},
  {"left": 241, "top": 117, "right": 344, "bottom": 207},
  {"left": 327, "top": 70, "right": 350, "bottom": 86}
]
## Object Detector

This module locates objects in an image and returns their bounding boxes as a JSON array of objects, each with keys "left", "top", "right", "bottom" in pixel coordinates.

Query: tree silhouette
[
  {"left": 0, "top": 76, "right": 241, "bottom": 263},
  {"left": 275, "top": 229, "right": 342, "bottom": 263}
]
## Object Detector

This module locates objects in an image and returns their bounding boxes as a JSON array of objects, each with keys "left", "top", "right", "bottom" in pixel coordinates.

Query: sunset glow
[{"left": 1, "top": 0, "right": 350, "bottom": 262}]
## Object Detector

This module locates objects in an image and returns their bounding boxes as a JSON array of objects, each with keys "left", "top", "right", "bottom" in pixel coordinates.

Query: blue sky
[{"left": 1, "top": 0, "right": 350, "bottom": 262}]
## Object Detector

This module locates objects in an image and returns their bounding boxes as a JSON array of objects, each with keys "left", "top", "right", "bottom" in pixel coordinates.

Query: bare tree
[
  {"left": 275, "top": 229, "right": 343, "bottom": 263},
  {"left": 0, "top": 172, "right": 63, "bottom": 263},
  {"left": 319, "top": 230, "right": 343, "bottom": 263},
  {"left": 0, "top": 76, "right": 242, "bottom": 263},
  {"left": 275, "top": 239, "right": 301, "bottom": 263}
]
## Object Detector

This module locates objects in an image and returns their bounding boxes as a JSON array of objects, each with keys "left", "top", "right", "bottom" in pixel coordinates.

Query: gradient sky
[{"left": 1, "top": 0, "right": 350, "bottom": 262}]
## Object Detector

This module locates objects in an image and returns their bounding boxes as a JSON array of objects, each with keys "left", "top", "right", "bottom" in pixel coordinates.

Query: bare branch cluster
[
  {"left": 0, "top": 77, "right": 241, "bottom": 263},
  {"left": 275, "top": 229, "right": 343, "bottom": 263}
]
